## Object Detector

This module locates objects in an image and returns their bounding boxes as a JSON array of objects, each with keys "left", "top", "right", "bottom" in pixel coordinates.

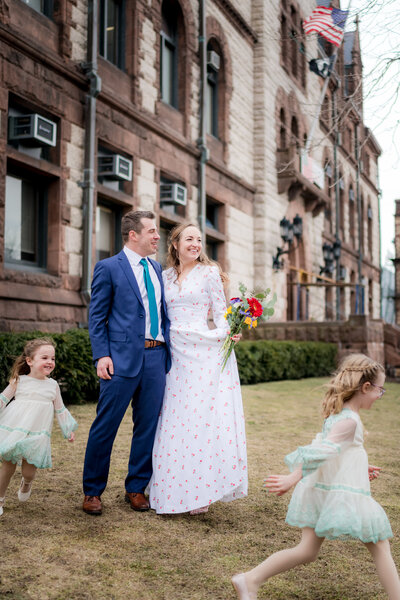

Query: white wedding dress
[{"left": 149, "top": 264, "right": 248, "bottom": 514}]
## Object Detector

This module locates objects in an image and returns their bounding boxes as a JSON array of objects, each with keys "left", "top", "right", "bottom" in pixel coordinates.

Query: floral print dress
[{"left": 149, "top": 264, "right": 248, "bottom": 514}]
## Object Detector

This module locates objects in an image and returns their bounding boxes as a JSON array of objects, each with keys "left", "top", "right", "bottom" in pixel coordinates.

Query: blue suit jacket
[{"left": 88, "top": 250, "right": 171, "bottom": 378}]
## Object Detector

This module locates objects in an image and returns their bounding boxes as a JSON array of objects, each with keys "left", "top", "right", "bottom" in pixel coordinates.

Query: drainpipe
[
  {"left": 332, "top": 85, "right": 341, "bottom": 320},
  {"left": 81, "top": 0, "right": 101, "bottom": 306},
  {"left": 197, "top": 0, "right": 208, "bottom": 238},
  {"left": 355, "top": 121, "right": 362, "bottom": 314}
]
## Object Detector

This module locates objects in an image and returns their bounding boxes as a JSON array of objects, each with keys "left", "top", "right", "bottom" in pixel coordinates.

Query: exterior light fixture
[
  {"left": 320, "top": 238, "right": 341, "bottom": 275},
  {"left": 273, "top": 214, "right": 303, "bottom": 271}
]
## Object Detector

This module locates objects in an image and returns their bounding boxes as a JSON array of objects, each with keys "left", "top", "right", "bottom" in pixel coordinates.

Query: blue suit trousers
[{"left": 83, "top": 345, "right": 167, "bottom": 496}]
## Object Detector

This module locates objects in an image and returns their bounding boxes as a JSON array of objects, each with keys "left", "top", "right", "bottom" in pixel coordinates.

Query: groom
[{"left": 82, "top": 210, "right": 171, "bottom": 515}]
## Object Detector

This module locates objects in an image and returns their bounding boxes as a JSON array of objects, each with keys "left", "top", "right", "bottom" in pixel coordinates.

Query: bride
[{"left": 148, "top": 222, "right": 248, "bottom": 515}]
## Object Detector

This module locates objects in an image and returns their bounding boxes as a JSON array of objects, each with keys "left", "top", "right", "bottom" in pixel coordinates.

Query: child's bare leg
[
  {"left": 365, "top": 539, "right": 400, "bottom": 600},
  {"left": 244, "top": 528, "right": 324, "bottom": 596},
  {"left": 0, "top": 460, "right": 17, "bottom": 498},
  {"left": 20, "top": 460, "right": 37, "bottom": 491}
]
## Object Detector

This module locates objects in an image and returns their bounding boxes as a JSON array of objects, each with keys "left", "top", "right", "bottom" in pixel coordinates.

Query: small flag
[
  {"left": 303, "top": 6, "right": 348, "bottom": 47},
  {"left": 309, "top": 57, "right": 331, "bottom": 78}
]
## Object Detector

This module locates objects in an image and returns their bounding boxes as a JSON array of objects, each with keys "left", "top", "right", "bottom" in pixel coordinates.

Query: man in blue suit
[{"left": 83, "top": 210, "right": 171, "bottom": 515}]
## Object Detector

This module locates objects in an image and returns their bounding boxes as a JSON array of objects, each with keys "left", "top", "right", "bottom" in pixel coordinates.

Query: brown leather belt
[{"left": 144, "top": 340, "right": 164, "bottom": 348}]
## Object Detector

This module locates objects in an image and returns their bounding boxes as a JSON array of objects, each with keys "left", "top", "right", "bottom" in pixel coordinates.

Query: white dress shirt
[{"left": 123, "top": 246, "right": 164, "bottom": 342}]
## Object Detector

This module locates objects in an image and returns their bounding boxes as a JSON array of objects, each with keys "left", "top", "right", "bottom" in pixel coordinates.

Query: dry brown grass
[{"left": 1, "top": 378, "right": 399, "bottom": 600}]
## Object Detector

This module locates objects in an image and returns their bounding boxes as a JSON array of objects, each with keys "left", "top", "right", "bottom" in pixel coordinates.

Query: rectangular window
[
  {"left": 5, "top": 174, "right": 47, "bottom": 269},
  {"left": 21, "top": 0, "right": 53, "bottom": 17},
  {"left": 100, "top": 0, "right": 124, "bottom": 68},
  {"left": 158, "top": 221, "right": 173, "bottom": 268},
  {"left": 206, "top": 72, "right": 218, "bottom": 137},
  {"left": 95, "top": 202, "right": 122, "bottom": 261}
]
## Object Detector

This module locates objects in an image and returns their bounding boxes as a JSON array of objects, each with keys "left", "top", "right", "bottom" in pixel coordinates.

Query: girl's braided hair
[{"left": 322, "top": 353, "right": 384, "bottom": 418}]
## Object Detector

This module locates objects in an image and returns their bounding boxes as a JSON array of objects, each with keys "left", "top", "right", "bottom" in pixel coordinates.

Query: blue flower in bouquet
[{"left": 221, "top": 283, "right": 277, "bottom": 371}]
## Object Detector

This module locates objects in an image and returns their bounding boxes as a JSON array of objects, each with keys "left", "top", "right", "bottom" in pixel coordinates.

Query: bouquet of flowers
[{"left": 220, "top": 282, "right": 277, "bottom": 371}]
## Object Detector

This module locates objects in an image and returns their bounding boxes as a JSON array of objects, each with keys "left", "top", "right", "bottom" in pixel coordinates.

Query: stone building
[{"left": 0, "top": 0, "right": 381, "bottom": 331}]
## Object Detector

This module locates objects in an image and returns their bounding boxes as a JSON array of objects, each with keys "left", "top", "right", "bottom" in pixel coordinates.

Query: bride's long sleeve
[
  {"left": 285, "top": 416, "right": 357, "bottom": 477},
  {"left": 53, "top": 383, "right": 78, "bottom": 439},
  {"left": 207, "top": 266, "right": 230, "bottom": 335}
]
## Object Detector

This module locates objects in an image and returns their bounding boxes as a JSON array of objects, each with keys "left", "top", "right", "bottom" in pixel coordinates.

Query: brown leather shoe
[
  {"left": 83, "top": 495, "right": 102, "bottom": 515},
  {"left": 125, "top": 492, "right": 149, "bottom": 511}
]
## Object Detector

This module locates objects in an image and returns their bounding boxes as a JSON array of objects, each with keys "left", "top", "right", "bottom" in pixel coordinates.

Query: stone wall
[{"left": 245, "top": 314, "right": 386, "bottom": 366}]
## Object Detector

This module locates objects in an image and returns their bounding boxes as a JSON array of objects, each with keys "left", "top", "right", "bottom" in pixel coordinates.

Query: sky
[{"left": 344, "top": 0, "right": 400, "bottom": 268}]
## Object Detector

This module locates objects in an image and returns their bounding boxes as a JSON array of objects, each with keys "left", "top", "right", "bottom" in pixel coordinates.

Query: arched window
[
  {"left": 360, "top": 195, "right": 365, "bottom": 254},
  {"left": 290, "top": 6, "right": 298, "bottom": 78},
  {"left": 324, "top": 160, "right": 333, "bottom": 234},
  {"left": 279, "top": 108, "right": 286, "bottom": 149},
  {"left": 368, "top": 278, "right": 373, "bottom": 315},
  {"left": 281, "top": 14, "right": 288, "bottom": 64},
  {"left": 206, "top": 41, "right": 220, "bottom": 138},
  {"left": 290, "top": 115, "right": 299, "bottom": 145},
  {"left": 367, "top": 204, "right": 373, "bottom": 257},
  {"left": 339, "top": 172, "right": 345, "bottom": 242},
  {"left": 349, "top": 185, "right": 355, "bottom": 246},
  {"left": 160, "top": 1, "right": 179, "bottom": 108},
  {"left": 280, "top": 1, "right": 305, "bottom": 89}
]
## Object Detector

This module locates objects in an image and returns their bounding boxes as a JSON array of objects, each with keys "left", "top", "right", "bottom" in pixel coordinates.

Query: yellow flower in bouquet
[{"left": 220, "top": 282, "right": 277, "bottom": 371}]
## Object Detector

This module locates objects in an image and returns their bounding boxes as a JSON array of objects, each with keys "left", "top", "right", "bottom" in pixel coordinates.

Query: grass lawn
[{"left": 1, "top": 377, "right": 399, "bottom": 600}]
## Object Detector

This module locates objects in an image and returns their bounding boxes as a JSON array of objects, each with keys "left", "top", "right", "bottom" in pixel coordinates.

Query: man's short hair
[{"left": 121, "top": 210, "right": 155, "bottom": 242}]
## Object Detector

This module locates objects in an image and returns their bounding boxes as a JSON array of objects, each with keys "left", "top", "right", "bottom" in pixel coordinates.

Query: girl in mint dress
[
  {"left": 232, "top": 354, "right": 400, "bottom": 600},
  {"left": 0, "top": 338, "right": 77, "bottom": 517}
]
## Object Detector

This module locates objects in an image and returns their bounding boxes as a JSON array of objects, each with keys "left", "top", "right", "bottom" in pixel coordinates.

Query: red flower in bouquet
[
  {"left": 220, "top": 283, "right": 277, "bottom": 371},
  {"left": 248, "top": 297, "right": 263, "bottom": 318}
]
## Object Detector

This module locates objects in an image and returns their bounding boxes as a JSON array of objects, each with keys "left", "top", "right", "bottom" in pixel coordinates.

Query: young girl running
[
  {"left": 0, "top": 338, "right": 78, "bottom": 516},
  {"left": 232, "top": 353, "right": 400, "bottom": 599}
]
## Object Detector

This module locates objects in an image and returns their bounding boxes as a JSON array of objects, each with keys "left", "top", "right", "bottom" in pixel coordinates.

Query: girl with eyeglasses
[{"left": 232, "top": 353, "right": 399, "bottom": 600}]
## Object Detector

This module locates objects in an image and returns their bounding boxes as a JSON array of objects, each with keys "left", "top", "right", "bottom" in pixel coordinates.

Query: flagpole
[{"left": 303, "top": 0, "right": 352, "bottom": 156}]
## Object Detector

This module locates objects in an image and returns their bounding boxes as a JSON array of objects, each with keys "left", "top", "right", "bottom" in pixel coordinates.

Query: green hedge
[
  {"left": 0, "top": 331, "right": 337, "bottom": 403},
  {"left": 0, "top": 330, "right": 98, "bottom": 405},
  {"left": 235, "top": 340, "right": 337, "bottom": 385}
]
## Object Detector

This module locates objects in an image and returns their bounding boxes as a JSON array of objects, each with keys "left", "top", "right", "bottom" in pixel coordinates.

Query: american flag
[{"left": 303, "top": 6, "right": 348, "bottom": 47}]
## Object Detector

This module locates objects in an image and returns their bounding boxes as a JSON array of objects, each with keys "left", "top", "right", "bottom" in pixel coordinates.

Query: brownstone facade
[{"left": 0, "top": 0, "right": 382, "bottom": 333}]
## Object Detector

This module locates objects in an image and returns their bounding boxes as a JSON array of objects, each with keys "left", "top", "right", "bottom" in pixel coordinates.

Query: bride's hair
[
  {"left": 321, "top": 353, "right": 384, "bottom": 418},
  {"left": 166, "top": 222, "right": 228, "bottom": 284}
]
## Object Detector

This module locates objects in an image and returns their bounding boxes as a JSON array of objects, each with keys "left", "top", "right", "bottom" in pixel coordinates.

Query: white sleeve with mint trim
[{"left": 53, "top": 383, "right": 78, "bottom": 439}]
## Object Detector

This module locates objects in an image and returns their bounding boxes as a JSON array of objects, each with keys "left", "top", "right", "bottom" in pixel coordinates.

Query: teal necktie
[{"left": 140, "top": 258, "right": 159, "bottom": 340}]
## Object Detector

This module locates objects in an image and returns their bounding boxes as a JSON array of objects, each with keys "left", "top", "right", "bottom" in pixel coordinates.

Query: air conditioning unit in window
[
  {"left": 160, "top": 183, "right": 187, "bottom": 206},
  {"left": 207, "top": 50, "right": 220, "bottom": 71},
  {"left": 8, "top": 114, "right": 57, "bottom": 147},
  {"left": 98, "top": 154, "right": 132, "bottom": 181},
  {"left": 349, "top": 189, "right": 355, "bottom": 201}
]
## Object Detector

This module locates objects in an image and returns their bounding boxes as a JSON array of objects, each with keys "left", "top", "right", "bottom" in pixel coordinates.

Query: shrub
[
  {"left": 0, "top": 330, "right": 98, "bottom": 405},
  {"left": 235, "top": 340, "right": 337, "bottom": 385},
  {"left": 0, "top": 332, "right": 337, "bottom": 403}
]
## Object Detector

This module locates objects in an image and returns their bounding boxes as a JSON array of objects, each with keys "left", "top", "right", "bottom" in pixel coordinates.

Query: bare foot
[{"left": 232, "top": 573, "right": 257, "bottom": 600}]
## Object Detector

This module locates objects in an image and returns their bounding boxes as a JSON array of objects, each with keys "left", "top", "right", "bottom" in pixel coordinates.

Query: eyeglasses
[{"left": 370, "top": 383, "right": 386, "bottom": 396}]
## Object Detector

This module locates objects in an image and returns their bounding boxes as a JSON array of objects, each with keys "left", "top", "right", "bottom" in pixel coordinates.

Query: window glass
[
  {"left": 100, "top": 0, "right": 123, "bottom": 68},
  {"left": 160, "top": 5, "right": 177, "bottom": 108},
  {"left": 96, "top": 205, "right": 115, "bottom": 261},
  {"left": 21, "top": 0, "right": 51, "bottom": 16},
  {"left": 5, "top": 174, "right": 45, "bottom": 267},
  {"left": 158, "top": 222, "right": 173, "bottom": 268}
]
